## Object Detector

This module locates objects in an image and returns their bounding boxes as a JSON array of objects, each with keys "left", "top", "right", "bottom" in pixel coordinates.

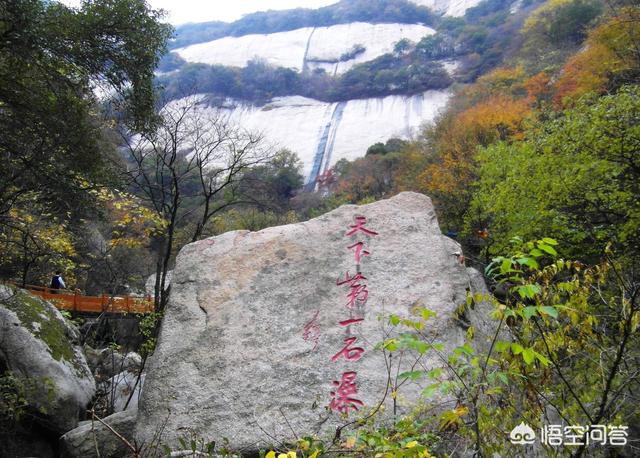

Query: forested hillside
[
  {"left": 268, "top": 2, "right": 639, "bottom": 454},
  {"left": 1, "top": 0, "right": 639, "bottom": 456},
  {"left": 320, "top": 0, "right": 638, "bottom": 264},
  {"left": 158, "top": 0, "right": 545, "bottom": 103},
  {"left": 169, "top": 0, "right": 438, "bottom": 49}
]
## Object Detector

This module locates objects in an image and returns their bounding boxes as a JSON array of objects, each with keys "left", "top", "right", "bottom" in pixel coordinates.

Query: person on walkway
[{"left": 50, "top": 271, "right": 66, "bottom": 292}]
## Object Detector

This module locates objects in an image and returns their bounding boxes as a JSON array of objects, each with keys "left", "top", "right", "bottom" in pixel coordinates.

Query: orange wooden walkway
[{"left": 7, "top": 282, "right": 154, "bottom": 314}]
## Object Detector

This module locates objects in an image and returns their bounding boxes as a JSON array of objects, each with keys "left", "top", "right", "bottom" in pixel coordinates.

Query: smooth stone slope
[
  {"left": 174, "top": 22, "right": 435, "bottom": 74},
  {"left": 175, "top": 90, "right": 451, "bottom": 178},
  {"left": 135, "top": 192, "right": 487, "bottom": 451}
]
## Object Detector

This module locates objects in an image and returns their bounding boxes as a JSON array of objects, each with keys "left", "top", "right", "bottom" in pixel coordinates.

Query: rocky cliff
[
  {"left": 161, "top": 0, "right": 501, "bottom": 181},
  {"left": 186, "top": 90, "right": 451, "bottom": 180},
  {"left": 174, "top": 22, "right": 436, "bottom": 75}
]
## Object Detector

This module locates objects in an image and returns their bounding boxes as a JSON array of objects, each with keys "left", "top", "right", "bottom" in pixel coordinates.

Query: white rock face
[
  {"left": 192, "top": 90, "right": 450, "bottom": 179},
  {"left": 108, "top": 371, "right": 145, "bottom": 412},
  {"left": 170, "top": 16, "right": 464, "bottom": 182},
  {"left": 135, "top": 192, "right": 491, "bottom": 452},
  {"left": 412, "top": 0, "right": 484, "bottom": 16},
  {"left": 175, "top": 22, "right": 435, "bottom": 74}
]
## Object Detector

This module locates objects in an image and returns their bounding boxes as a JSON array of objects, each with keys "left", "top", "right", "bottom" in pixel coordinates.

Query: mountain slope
[
  {"left": 412, "top": 0, "right": 484, "bottom": 16},
  {"left": 169, "top": 0, "right": 439, "bottom": 49},
  {"left": 158, "top": 0, "right": 535, "bottom": 182},
  {"left": 209, "top": 90, "right": 451, "bottom": 181},
  {"left": 174, "top": 22, "right": 435, "bottom": 74}
]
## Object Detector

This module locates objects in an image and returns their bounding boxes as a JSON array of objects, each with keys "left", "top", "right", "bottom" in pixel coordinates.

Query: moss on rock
[{"left": 0, "top": 287, "right": 81, "bottom": 373}]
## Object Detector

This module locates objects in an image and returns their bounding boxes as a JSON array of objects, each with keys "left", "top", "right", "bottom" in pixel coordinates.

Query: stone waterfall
[{"left": 183, "top": 90, "right": 451, "bottom": 178}]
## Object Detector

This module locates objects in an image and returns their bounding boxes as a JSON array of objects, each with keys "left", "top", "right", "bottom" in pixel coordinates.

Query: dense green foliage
[
  {"left": 158, "top": 60, "right": 303, "bottom": 105},
  {"left": 157, "top": 54, "right": 451, "bottom": 104},
  {"left": 333, "top": 50, "right": 452, "bottom": 99},
  {"left": 366, "top": 138, "right": 409, "bottom": 156},
  {"left": 238, "top": 150, "right": 306, "bottom": 212},
  {"left": 0, "top": 0, "right": 168, "bottom": 191},
  {"left": 1, "top": 0, "right": 639, "bottom": 456},
  {"left": 371, "top": 239, "right": 640, "bottom": 457},
  {"left": 0, "top": 0, "right": 171, "bottom": 288},
  {"left": 469, "top": 86, "right": 640, "bottom": 261},
  {"left": 168, "top": 0, "right": 436, "bottom": 49},
  {"left": 519, "top": 0, "right": 604, "bottom": 72},
  {"left": 430, "top": 0, "right": 545, "bottom": 81}
]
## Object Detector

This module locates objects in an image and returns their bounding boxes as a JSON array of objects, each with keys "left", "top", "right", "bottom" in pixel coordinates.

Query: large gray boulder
[
  {"left": 0, "top": 286, "right": 96, "bottom": 434},
  {"left": 59, "top": 409, "right": 137, "bottom": 458},
  {"left": 135, "top": 192, "right": 489, "bottom": 451}
]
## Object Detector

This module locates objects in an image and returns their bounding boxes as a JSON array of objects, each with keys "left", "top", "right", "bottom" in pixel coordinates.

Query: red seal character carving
[
  {"left": 302, "top": 310, "right": 321, "bottom": 351},
  {"left": 329, "top": 371, "right": 364, "bottom": 413}
]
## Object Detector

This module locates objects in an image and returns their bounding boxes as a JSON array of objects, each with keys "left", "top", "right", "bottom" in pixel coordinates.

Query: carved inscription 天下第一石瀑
[{"left": 329, "top": 216, "right": 378, "bottom": 414}]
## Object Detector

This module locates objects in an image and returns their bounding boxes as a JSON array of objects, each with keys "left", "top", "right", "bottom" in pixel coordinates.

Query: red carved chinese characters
[
  {"left": 346, "top": 216, "right": 379, "bottom": 236},
  {"left": 329, "top": 371, "right": 364, "bottom": 413},
  {"left": 347, "top": 241, "right": 370, "bottom": 264},
  {"left": 337, "top": 271, "right": 369, "bottom": 307},
  {"left": 339, "top": 317, "right": 364, "bottom": 327},
  {"left": 345, "top": 283, "right": 368, "bottom": 309},
  {"left": 329, "top": 215, "right": 378, "bottom": 414},
  {"left": 331, "top": 337, "right": 365, "bottom": 362}
]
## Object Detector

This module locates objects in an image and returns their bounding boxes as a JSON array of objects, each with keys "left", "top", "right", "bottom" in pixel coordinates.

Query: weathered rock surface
[
  {"left": 85, "top": 346, "right": 142, "bottom": 380},
  {"left": 59, "top": 409, "right": 137, "bottom": 458},
  {"left": 145, "top": 270, "right": 172, "bottom": 296},
  {"left": 0, "top": 286, "right": 96, "bottom": 434},
  {"left": 464, "top": 267, "right": 497, "bottom": 343},
  {"left": 107, "top": 370, "right": 145, "bottom": 412},
  {"left": 135, "top": 192, "right": 489, "bottom": 451}
]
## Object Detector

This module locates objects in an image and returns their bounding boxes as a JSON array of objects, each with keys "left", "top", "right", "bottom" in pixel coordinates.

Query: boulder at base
[
  {"left": 59, "top": 409, "right": 137, "bottom": 458},
  {"left": 135, "top": 192, "right": 488, "bottom": 451},
  {"left": 0, "top": 286, "right": 96, "bottom": 435}
]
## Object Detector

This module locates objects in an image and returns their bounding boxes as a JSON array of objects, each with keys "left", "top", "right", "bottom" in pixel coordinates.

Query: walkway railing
[{"left": 5, "top": 282, "right": 154, "bottom": 314}]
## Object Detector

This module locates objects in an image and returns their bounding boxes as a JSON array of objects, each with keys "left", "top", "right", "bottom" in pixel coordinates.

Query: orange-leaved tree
[
  {"left": 412, "top": 93, "right": 531, "bottom": 231},
  {"left": 554, "top": 6, "right": 640, "bottom": 105}
]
